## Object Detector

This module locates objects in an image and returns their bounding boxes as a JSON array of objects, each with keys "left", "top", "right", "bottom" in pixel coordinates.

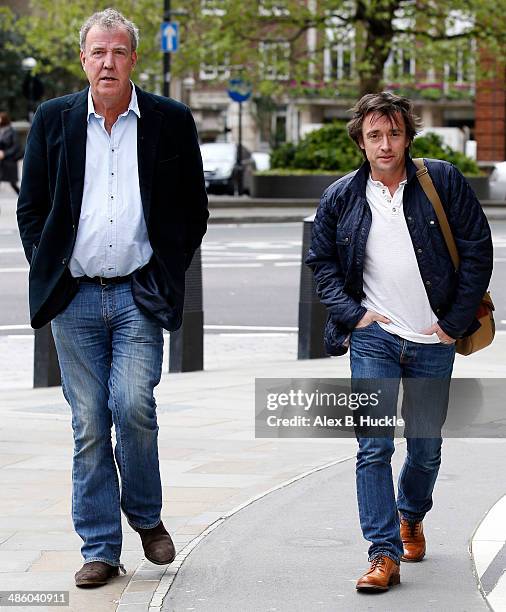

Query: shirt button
[
  {"left": 425, "top": 280, "right": 431, "bottom": 286},
  {"left": 111, "top": 196, "right": 114, "bottom": 199},
  {"left": 109, "top": 244, "right": 112, "bottom": 247},
  {"left": 344, "top": 237, "right": 349, "bottom": 243},
  {"left": 417, "top": 248, "right": 422, "bottom": 253},
  {"left": 62, "top": 258, "right": 66, "bottom": 264},
  {"left": 429, "top": 220, "right": 435, "bottom": 225},
  {"left": 407, "top": 216, "right": 412, "bottom": 222}
]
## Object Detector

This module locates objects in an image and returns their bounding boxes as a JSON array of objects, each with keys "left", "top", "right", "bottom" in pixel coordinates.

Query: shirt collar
[
  {"left": 368, "top": 174, "right": 407, "bottom": 188},
  {"left": 87, "top": 82, "right": 140, "bottom": 122}
]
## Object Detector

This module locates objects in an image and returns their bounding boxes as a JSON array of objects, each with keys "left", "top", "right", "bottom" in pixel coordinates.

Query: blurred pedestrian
[
  {"left": 0, "top": 111, "right": 21, "bottom": 195},
  {"left": 17, "top": 8, "right": 208, "bottom": 588}
]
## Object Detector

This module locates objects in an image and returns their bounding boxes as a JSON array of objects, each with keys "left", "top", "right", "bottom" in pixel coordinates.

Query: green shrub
[
  {"left": 412, "top": 132, "right": 482, "bottom": 176},
  {"left": 270, "top": 124, "right": 482, "bottom": 176},
  {"left": 271, "top": 122, "right": 362, "bottom": 172}
]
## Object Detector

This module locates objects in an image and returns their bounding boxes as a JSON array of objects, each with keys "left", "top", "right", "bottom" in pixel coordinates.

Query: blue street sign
[
  {"left": 227, "top": 78, "right": 252, "bottom": 103},
  {"left": 160, "top": 22, "right": 179, "bottom": 52}
]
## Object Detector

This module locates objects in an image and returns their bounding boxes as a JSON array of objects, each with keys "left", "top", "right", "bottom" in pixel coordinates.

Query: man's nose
[
  {"left": 380, "top": 135, "right": 392, "bottom": 149},
  {"left": 103, "top": 51, "right": 114, "bottom": 68}
]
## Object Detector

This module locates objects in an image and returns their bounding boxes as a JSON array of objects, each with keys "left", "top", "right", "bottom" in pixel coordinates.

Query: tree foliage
[{"left": 15, "top": 0, "right": 506, "bottom": 100}]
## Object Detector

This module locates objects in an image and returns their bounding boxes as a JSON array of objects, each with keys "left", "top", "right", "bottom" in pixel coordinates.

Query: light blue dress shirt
[{"left": 69, "top": 84, "right": 153, "bottom": 278}]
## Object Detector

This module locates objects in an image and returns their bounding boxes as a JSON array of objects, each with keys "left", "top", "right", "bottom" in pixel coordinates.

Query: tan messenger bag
[{"left": 413, "top": 158, "right": 495, "bottom": 356}]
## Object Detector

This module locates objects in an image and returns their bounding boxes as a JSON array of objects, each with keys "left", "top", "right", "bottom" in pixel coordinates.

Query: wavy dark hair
[{"left": 347, "top": 92, "right": 422, "bottom": 157}]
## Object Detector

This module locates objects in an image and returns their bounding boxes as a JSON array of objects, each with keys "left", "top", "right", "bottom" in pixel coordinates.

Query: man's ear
[
  {"left": 358, "top": 137, "right": 365, "bottom": 150},
  {"left": 80, "top": 50, "right": 86, "bottom": 71}
]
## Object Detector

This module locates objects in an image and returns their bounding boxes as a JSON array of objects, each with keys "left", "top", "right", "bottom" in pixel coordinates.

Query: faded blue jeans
[
  {"left": 51, "top": 280, "right": 164, "bottom": 567},
  {"left": 350, "top": 322, "right": 456, "bottom": 565}
]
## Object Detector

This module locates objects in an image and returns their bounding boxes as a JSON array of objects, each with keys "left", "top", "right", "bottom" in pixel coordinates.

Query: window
[
  {"left": 324, "top": 35, "right": 355, "bottom": 80},
  {"left": 259, "top": 41, "right": 290, "bottom": 80},
  {"left": 201, "top": 0, "right": 226, "bottom": 16},
  {"left": 199, "top": 52, "right": 231, "bottom": 81},
  {"left": 258, "top": 0, "right": 289, "bottom": 17}
]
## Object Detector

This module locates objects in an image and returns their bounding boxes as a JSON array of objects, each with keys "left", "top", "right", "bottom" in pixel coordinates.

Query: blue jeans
[
  {"left": 51, "top": 280, "right": 164, "bottom": 567},
  {"left": 350, "top": 322, "right": 455, "bottom": 565}
]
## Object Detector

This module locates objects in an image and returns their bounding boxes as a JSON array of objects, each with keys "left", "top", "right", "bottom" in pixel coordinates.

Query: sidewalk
[{"left": 0, "top": 331, "right": 505, "bottom": 612}]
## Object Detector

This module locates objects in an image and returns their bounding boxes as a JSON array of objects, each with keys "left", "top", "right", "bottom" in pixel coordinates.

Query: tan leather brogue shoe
[
  {"left": 400, "top": 517, "right": 426, "bottom": 562},
  {"left": 356, "top": 555, "right": 400, "bottom": 592},
  {"left": 131, "top": 520, "right": 176, "bottom": 565},
  {"left": 75, "top": 561, "right": 120, "bottom": 588}
]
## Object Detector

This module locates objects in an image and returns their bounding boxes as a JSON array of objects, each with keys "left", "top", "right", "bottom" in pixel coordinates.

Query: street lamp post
[
  {"left": 163, "top": 0, "right": 171, "bottom": 97},
  {"left": 21, "top": 57, "right": 38, "bottom": 122}
]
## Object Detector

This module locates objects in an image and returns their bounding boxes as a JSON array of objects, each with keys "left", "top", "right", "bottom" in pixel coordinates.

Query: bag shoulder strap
[{"left": 413, "top": 158, "right": 460, "bottom": 271}]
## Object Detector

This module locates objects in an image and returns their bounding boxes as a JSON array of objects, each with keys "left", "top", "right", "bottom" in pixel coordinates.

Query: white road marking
[
  {"left": 0, "top": 267, "right": 28, "bottom": 273},
  {"left": 0, "top": 325, "right": 31, "bottom": 331},
  {"left": 0, "top": 247, "right": 24, "bottom": 254},
  {"left": 219, "top": 332, "right": 292, "bottom": 337},
  {"left": 205, "top": 325, "right": 298, "bottom": 332},
  {"left": 202, "top": 263, "right": 263, "bottom": 268},
  {"left": 274, "top": 262, "right": 301, "bottom": 267}
]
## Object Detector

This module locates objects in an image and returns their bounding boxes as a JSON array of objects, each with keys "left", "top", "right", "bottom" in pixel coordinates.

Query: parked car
[
  {"left": 200, "top": 142, "right": 255, "bottom": 195},
  {"left": 489, "top": 161, "right": 506, "bottom": 200}
]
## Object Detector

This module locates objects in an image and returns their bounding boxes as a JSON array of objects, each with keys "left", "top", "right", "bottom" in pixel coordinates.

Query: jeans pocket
[{"left": 353, "top": 321, "right": 378, "bottom": 332}]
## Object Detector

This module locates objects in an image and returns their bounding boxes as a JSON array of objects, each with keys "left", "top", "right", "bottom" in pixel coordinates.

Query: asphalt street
[
  {"left": 163, "top": 437, "right": 504, "bottom": 612},
  {"left": 1, "top": 184, "right": 506, "bottom": 334}
]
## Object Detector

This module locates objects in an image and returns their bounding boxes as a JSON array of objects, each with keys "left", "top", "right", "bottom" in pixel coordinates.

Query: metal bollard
[
  {"left": 33, "top": 324, "right": 61, "bottom": 387},
  {"left": 298, "top": 215, "right": 328, "bottom": 359},
  {"left": 169, "top": 247, "right": 204, "bottom": 372}
]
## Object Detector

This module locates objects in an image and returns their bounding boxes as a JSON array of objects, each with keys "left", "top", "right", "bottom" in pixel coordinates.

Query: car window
[{"left": 201, "top": 144, "right": 236, "bottom": 163}]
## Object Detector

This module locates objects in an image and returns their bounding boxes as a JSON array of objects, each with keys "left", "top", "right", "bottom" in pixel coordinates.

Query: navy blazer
[
  {"left": 306, "top": 156, "right": 493, "bottom": 356},
  {"left": 17, "top": 86, "right": 209, "bottom": 330}
]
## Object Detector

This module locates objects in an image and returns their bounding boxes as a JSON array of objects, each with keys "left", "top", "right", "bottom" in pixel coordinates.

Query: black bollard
[
  {"left": 33, "top": 324, "right": 61, "bottom": 387},
  {"left": 298, "top": 215, "right": 328, "bottom": 359},
  {"left": 169, "top": 247, "right": 204, "bottom": 372}
]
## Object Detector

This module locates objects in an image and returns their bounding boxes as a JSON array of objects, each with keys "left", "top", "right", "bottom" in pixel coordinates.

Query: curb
[
  {"left": 115, "top": 452, "right": 358, "bottom": 611},
  {"left": 208, "top": 213, "right": 311, "bottom": 224},
  {"left": 470, "top": 493, "right": 506, "bottom": 611},
  {"left": 116, "top": 440, "right": 407, "bottom": 611}
]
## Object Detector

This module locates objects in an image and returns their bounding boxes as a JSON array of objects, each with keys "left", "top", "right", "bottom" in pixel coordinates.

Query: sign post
[
  {"left": 227, "top": 79, "right": 252, "bottom": 195},
  {"left": 160, "top": 0, "right": 179, "bottom": 97}
]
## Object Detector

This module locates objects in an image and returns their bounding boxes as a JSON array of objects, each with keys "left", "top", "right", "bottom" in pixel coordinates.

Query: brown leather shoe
[
  {"left": 356, "top": 555, "right": 400, "bottom": 592},
  {"left": 75, "top": 561, "right": 120, "bottom": 588},
  {"left": 400, "top": 517, "right": 426, "bottom": 562},
  {"left": 131, "top": 520, "right": 176, "bottom": 565}
]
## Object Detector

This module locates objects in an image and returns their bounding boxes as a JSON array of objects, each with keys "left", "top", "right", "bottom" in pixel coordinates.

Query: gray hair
[{"left": 79, "top": 8, "right": 139, "bottom": 51}]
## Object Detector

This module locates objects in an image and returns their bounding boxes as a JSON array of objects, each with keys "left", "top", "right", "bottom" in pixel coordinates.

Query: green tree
[
  {"left": 0, "top": 8, "right": 29, "bottom": 119},
  {"left": 18, "top": 0, "right": 506, "bottom": 99}
]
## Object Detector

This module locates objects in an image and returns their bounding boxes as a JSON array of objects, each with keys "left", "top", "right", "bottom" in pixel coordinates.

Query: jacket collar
[{"left": 62, "top": 88, "right": 88, "bottom": 223}]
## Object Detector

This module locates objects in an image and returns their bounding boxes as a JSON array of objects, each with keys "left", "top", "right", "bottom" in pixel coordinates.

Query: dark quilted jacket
[{"left": 305, "top": 155, "right": 493, "bottom": 356}]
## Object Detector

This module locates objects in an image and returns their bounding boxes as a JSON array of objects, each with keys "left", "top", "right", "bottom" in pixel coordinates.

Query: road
[{"left": 1, "top": 188, "right": 506, "bottom": 335}]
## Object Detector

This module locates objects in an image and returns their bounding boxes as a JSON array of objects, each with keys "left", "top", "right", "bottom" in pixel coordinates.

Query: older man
[
  {"left": 306, "top": 92, "right": 492, "bottom": 592},
  {"left": 17, "top": 9, "right": 208, "bottom": 587}
]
